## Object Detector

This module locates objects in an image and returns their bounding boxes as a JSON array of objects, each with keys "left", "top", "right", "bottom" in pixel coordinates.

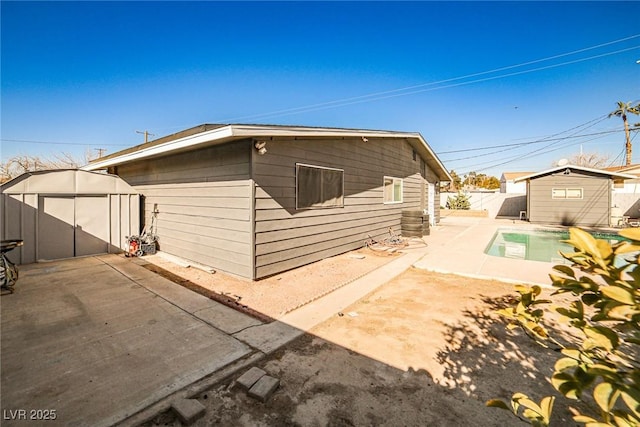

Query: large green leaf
[
  {"left": 551, "top": 372, "right": 581, "bottom": 399},
  {"left": 596, "top": 239, "right": 614, "bottom": 260},
  {"left": 601, "top": 286, "right": 636, "bottom": 305},
  {"left": 555, "top": 357, "right": 579, "bottom": 372},
  {"left": 608, "top": 304, "right": 640, "bottom": 320},
  {"left": 594, "top": 382, "right": 619, "bottom": 413},
  {"left": 586, "top": 363, "right": 618, "bottom": 378},
  {"left": 620, "top": 389, "right": 640, "bottom": 417},
  {"left": 565, "top": 228, "right": 600, "bottom": 256},
  {"left": 540, "top": 396, "right": 555, "bottom": 422},
  {"left": 584, "top": 326, "right": 619, "bottom": 351},
  {"left": 516, "top": 396, "right": 543, "bottom": 414},
  {"left": 619, "top": 227, "right": 640, "bottom": 242},
  {"left": 572, "top": 415, "right": 598, "bottom": 423},
  {"left": 612, "top": 413, "right": 637, "bottom": 427},
  {"left": 614, "top": 242, "right": 640, "bottom": 255},
  {"left": 553, "top": 264, "right": 577, "bottom": 278}
]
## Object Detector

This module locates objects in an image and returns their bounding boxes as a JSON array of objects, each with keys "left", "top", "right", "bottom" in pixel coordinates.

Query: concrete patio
[
  {"left": 0, "top": 215, "right": 599, "bottom": 426},
  {"left": 0, "top": 255, "right": 259, "bottom": 427}
]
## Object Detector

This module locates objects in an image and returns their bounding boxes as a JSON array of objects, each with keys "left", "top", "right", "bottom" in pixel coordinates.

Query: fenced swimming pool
[{"left": 484, "top": 228, "right": 630, "bottom": 264}]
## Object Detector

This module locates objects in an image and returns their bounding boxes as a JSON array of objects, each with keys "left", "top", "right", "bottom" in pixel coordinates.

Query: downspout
[{"left": 249, "top": 140, "right": 257, "bottom": 280}]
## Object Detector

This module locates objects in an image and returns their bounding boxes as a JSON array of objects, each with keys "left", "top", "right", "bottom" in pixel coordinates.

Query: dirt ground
[
  {"left": 138, "top": 245, "right": 409, "bottom": 319},
  {"left": 144, "top": 265, "right": 587, "bottom": 427}
]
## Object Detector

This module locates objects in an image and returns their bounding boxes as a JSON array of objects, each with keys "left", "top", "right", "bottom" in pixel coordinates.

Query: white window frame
[
  {"left": 552, "top": 188, "right": 566, "bottom": 199},
  {"left": 566, "top": 188, "right": 583, "bottom": 199},
  {"left": 295, "top": 163, "right": 345, "bottom": 210},
  {"left": 552, "top": 187, "right": 583, "bottom": 199},
  {"left": 383, "top": 176, "right": 403, "bottom": 204}
]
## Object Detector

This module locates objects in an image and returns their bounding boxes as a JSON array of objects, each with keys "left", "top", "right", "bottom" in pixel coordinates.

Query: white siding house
[{"left": 500, "top": 172, "right": 532, "bottom": 193}]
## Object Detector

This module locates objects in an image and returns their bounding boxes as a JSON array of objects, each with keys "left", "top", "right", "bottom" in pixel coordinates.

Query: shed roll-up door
[{"left": 37, "top": 196, "right": 110, "bottom": 261}]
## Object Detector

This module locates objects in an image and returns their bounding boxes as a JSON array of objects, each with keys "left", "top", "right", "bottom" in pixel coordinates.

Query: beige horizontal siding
[
  {"left": 116, "top": 141, "right": 253, "bottom": 278},
  {"left": 255, "top": 240, "right": 365, "bottom": 278},
  {"left": 252, "top": 137, "right": 435, "bottom": 278},
  {"left": 255, "top": 213, "right": 398, "bottom": 244},
  {"left": 158, "top": 240, "right": 252, "bottom": 278},
  {"left": 254, "top": 206, "right": 407, "bottom": 233},
  {"left": 255, "top": 220, "right": 398, "bottom": 256},
  {"left": 528, "top": 173, "right": 610, "bottom": 226}
]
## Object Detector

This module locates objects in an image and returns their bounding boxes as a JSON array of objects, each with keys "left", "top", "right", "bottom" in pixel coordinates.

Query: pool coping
[{"left": 413, "top": 217, "right": 632, "bottom": 286}]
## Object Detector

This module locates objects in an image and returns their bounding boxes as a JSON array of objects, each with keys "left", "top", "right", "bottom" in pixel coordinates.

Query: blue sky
[{"left": 2, "top": 1, "right": 639, "bottom": 178}]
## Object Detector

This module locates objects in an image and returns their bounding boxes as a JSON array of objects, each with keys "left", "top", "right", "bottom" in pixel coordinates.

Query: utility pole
[
  {"left": 94, "top": 148, "right": 106, "bottom": 158},
  {"left": 136, "top": 130, "right": 155, "bottom": 143}
]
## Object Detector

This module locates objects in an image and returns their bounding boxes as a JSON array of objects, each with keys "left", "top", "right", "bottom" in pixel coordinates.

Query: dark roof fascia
[
  {"left": 514, "top": 165, "right": 636, "bottom": 182},
  {"left": 82, "top": 124, "right": 452, "bottom": 181}
]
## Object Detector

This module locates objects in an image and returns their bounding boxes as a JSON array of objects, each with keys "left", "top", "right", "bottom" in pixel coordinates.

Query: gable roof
[
  {"left": 1, "top": 169, "right": 138, "bottom": 195},
  {"left": 82, "top": 124, "right": 452, "bottom": 181},
  {"left": 501, "top": 172, "right": 534, "bottom": 181},
  {"left": 604, "top": 164, "right": 640, "bottom": 176},
  {"left": 514, "top": 164, "right": 636, "bottom": 182}
]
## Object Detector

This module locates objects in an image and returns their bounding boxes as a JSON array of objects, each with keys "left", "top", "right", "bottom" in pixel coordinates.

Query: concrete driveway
[{"left": 0, "top": 255, "right": 260, "bottom": 427}]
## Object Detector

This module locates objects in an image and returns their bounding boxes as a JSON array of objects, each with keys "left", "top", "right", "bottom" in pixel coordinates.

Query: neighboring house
[
  {"left": 83, "top": 124, "right": 451, "bottom": 280},
  {"left": 500, "top": 172, "right": 532, "bottom": 193},
  {"left": 1, "top": 169, "right": 140, "bottom": 264},
  {"left": 605, "top": 164, "right": 640, "bottom": 194},
  {"left": 515, "top": 165, "right": 635, "bottom": 227}
]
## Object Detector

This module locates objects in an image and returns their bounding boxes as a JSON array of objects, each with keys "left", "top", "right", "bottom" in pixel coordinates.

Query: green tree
[
  {"left": 447, "top": 170, "right": 462, "bottom": 191},
  {"left": 483, "top": 176, "right": 501, "bottom": 190},
  {"left": 463, "top": 172, "right": 500, "bottom": 190},
  {"left": 446, "top": 191, "right": 471, "bottom": 210},
  {"left": 488, "top": 228, "right": 640, "bottom": 426},
  {"left": 609, "top": 101, "right": 640, "bottom": 166}
]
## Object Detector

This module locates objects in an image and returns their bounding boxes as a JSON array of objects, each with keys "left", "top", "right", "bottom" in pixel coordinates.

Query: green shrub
[
  {"left": 487, "top": 227, "right": 640, "bottom": 427},
  {"left": 446, "top": 191, "right": 471, "bottom": 210}
]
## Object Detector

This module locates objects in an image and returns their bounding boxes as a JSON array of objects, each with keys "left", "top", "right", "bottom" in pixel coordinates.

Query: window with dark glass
[{"left": 296, "top": 164, "right": 344, "bottom": 209}]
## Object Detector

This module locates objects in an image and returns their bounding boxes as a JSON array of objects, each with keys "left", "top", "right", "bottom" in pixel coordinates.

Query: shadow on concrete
[{"left": 1, "top": 253, "right": 587, "bottom": 427}]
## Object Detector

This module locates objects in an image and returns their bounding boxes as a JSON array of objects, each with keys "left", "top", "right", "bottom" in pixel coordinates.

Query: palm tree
[{"left": 609, "top": 101, "right": 640, "bottom": 165}]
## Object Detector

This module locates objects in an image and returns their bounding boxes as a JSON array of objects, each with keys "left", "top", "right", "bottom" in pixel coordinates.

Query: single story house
[
  {"left": 500, "top": 172, "right": 532, "bottom": 193},
  {"left": 1, "top": 169, "right": 140, "bottom": 264},
  {"left": 606, "top": 164, "right": 640, "bottom": 194},
  {"left": 515, "top": 164, "right": 635, "bottom": 227},
  {"left": 83, "top": 124, "right": 451, "bottom": 279}
]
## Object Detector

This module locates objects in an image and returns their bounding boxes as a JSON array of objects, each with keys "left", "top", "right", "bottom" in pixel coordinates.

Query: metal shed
[
  {"left": 1, "top": 169, "right": 140, "bottom": 264},
  {"left": 515, "top": 165, "right": 635, "bottom": 227}
]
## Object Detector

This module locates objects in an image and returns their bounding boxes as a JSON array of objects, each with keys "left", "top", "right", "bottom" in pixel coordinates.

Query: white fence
[{"left": 442, "top": 191, "right": 640, "bottom": 219}]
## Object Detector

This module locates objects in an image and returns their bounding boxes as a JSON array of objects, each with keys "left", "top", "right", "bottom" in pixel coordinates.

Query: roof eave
[
  {"left": 514, "top": 165, "right": 637, "bottom": 182},
  {"left": 82, "top": 126, "right": 236, "bottom": 170},
  {"left": 81, "top": 124, "right": 452, "bottom": 181}
]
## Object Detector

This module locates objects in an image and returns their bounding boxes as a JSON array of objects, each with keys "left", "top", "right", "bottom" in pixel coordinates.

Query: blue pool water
[{"left": 485, "top": 228, "right": 630, "bottom": 264}]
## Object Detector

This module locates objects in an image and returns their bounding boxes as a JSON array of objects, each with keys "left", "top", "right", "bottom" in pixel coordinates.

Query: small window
[
  {"left": 552, "top": 188, "right": 566, "bottom": 199},
  {"left": 552, "top": 188, "right": 583, "bottom": 199},
  {"left": 296, "top": 164, "right": 344, "bottom": 209},
  {"left": 566, "top": 188, "right": 583, "bottom": 199},
  {"left": 383, "top": 177, "right": 403, "bottom": 204}
]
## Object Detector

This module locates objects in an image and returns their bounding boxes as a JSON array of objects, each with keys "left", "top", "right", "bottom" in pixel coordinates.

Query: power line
[
  {"left": 457, "top": 132, "right": 613, "bottom": 175},
  {"left": 439, "top": 116, "right": 610, "bottom": 154},
  {"left": 443, "top": 113, "right": 625, "bottom": 173},
  {"left": 0, "top": 138, "right": 129, "bottom": 146},
  {"left": 216, "top": 40, "right": 640, "bottom": 122},
  {"left": 442, "top": 128, "right": 624, "bottom": 162}
]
